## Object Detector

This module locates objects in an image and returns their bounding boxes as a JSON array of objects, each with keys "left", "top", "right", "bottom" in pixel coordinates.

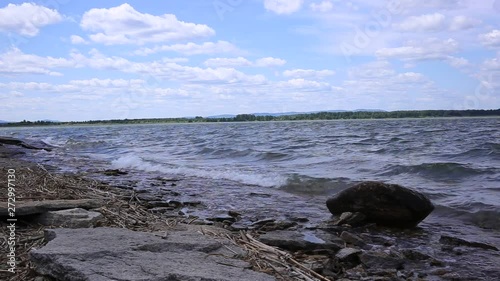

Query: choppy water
[{"left": 2, "top": 118, "right": 500, "bottom": 229}]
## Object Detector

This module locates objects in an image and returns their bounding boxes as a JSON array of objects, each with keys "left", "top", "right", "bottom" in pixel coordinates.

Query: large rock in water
[{"left": 326, "top": 181, "right": 434, "bottom": 227}]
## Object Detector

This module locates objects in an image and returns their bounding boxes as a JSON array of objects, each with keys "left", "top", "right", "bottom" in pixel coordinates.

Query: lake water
[
  {"left": 3, "top": 117, "right": 500, "bottom": 279},
  {"left": 2, "top": 118, "right": 500, "bottom": 230}
]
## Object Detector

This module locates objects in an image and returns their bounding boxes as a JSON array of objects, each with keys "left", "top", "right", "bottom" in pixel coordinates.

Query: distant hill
[
  {"left": 207, "top": 109, "right": 385, "bottom": 118},
  {"left": 0, "top": 120, "right": 9, "bottom": 123}
]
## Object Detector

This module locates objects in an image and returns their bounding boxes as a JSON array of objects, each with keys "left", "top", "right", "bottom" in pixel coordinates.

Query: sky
[{"left": 0, "top": 0, "right": 499, "bottom": 121}]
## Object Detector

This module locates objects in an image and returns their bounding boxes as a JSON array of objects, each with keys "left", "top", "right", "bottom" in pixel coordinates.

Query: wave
[
  {"left": 377, "top": 162, "right": 495, "bottom": 180},
  {"left": 433, "top": 204, "right": 500, "bottom": 230},
  {"left": 111, "top": 154, "right": 287, "bottom": 187},
  {"left": 279, "top": 174, "right": 354, "bottom": 195}
]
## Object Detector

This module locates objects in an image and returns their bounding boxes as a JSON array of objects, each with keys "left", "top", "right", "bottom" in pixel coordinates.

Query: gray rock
[
  {"left": 335, "top": 247, "right": 361, "bottom": 261},
  {"left": 30, "top": 227, "right": 275, "bottom": 281},
  {"left": 259, "top": 230, "right": 343, "bottom": 252},
  {"left": 335, "top": 212, "right": 367, "bottom": 226},
  {"left": 359, "top": 251, "right": 405, "bottom": 269},
  {"left": 0, "top": 199, "right": 103, "bottom": 217},
  {"left": 401, "top": 248, "right": 433, "bottom": 260},
  {"left": 326, "top": 181, "right": 434, "bottom": 228},
  {"left": 36, "top": 208, "right": 103, "bottom": 228},
  {"left": 340, "top": 231, "right": 366, "bottom": 247},
  {"left": 0, "top": 136, "right": 53, "bottom": 151}
]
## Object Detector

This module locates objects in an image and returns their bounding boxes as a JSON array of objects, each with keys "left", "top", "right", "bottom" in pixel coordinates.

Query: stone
[
  {"left": 359, "top": 251, "right": 405, "bottom": 270},
  {"left": 102, "top": 169, "right": 128, "bottom": 176},
  {"left": 0, "top": 136, "right": 53, "bottom": 151},
  {"left": 207, "top": 215, "right": 237, "bottom": 223},
  {"left": 335, "top": 247, "right": 361, "bottom": 261},
  {"left": 0, "top": 199, "right": 103, "bottom": 217},
  {"left": 145, "top": 201, "right": 172, "bottom": 208},
  {"left": 30, "top": 227, "right": 275, "bottom": 281},
  {"left": 439, "top": 235, "right": 499, "bottom": 251},
  {"left": 340, "top": 231, "right": 366, "bottom": 247},
  {"left": 258, "top": 230, "right": 343, "bottom": 252},
  {"left": 36, "top": 208, "right": 103, "bottom": 228},
  {"left": 335, "top": 212, "right": 367, "bottom": 226},
  {"left": 326, "top": 181, "right": 434, "bottom": 227},
  {"left": 401, "top": 248, "right": 433, "bottom": 260}
]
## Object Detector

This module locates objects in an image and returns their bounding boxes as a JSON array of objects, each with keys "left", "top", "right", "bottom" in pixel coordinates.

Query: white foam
[
  {"left": 41, "top": 136, "right": 65, "bottom": 147},
  {"left": 111, "top": 154, "right": 287, "bottom": 187}
]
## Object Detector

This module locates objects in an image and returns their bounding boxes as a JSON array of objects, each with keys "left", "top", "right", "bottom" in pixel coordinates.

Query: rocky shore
[{"left": 1, "top": 137, "right": 500, "bottom": 281}]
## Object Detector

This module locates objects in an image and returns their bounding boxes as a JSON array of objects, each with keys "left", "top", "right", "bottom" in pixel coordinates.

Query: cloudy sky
[{"left": 0, "top": 0, "right": 499, "bottom": 121}]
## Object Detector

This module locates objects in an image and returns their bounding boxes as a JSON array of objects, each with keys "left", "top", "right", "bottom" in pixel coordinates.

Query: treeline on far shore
[{"left": 1, "top": 109, "right": 499, "bottom": 127}]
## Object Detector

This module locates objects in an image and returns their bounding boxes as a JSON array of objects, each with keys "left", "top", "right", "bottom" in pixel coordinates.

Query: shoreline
[
  {"left": 1, "top": 141, "right": 500, "bottom": 280},
  {"left": 1, "top": 115, "right": 499, "bottom": 129}
]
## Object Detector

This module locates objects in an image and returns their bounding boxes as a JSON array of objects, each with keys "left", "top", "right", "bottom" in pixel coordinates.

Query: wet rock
[
  {"left": 251, "top": 218, "right": 275, "bottom": 226},
  {"left": 326, "top": 181, "right": 434, "bottom": 228},
  {"left": 0, "top": 136, "right": 53, "bottom": 151},
  {"left": 146, "top": 201, "right": 173, "bottom": 208},
  {"left": 249, "top": 192, "right": 272, "bottom": 198},
  {"left": 31, "top": 227, "right": 275, "bottom": 281},
  {"left": 439, "top": 235, "right": 499, "bottom": 251},
  {"left": 334, "top": 212, "right": 367, "bottom": 226},
  {"left": 359, "top": 251, "right": 405, "bottom": 270},
  {"left": 228, "top": 210, "right": 241, "bottom": 218},
  {"left": 36, "top": 208, "right": 103, "bottom": 228},
  {"left": 207, "top": 215, "right": 237, "bottom": 223},
  {"left": 344, "top": 264, "right": 367, "bottom": 279},
  {"left": 102, "top": 169, "right": 128, "bottom": 176},
  {"left": 340, "top": 231, "right": 366, "bottom": 247},
  {"left": 258, "top": 230, "right": 343, "bottom": 252},
  {"left": 335, "top": 247, "right": 361, "bottom": 261},
  {"left": 182, "top": 201, "right": 202, "bottom": 207},
  {"left": 0, "top": 199, "right": 103, "bottom": 217},
  {"left": 290, "top": 217, "right": 309, "bottom": 223},
  {"left": 401, "top": 248, "right": 433, "bottom": 260},
  {"left": 166, "top": 200, "right": 183, "bottom": 208},
  {"left": 258, "top": 221, "right": 298, "bottom": 231}
]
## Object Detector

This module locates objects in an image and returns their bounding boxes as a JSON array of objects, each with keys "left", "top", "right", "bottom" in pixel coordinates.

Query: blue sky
[{"left": 0, "top": 0, "right": 499, "bottom": 121}]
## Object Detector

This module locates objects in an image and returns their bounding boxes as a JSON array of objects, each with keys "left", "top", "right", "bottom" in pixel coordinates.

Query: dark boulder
[{"left": 326, "top": 181, "right": 434, "bottom": 228}]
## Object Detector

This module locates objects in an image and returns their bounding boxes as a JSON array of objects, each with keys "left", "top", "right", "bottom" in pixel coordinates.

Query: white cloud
[
  {"left": 276, "top": 78, "right": 331, "bottom": 91},
  {"left": 449, "top": 16, "right": 481, "bottom": 31},
  {"left": 135, "top": 41, "right": 238, "bottom": 56},
  {"left": 70, "top": 35, "right": 87, "bottom": 44},
  {"left": 447, "top": 56, "right": 470, "bottom": 68},
  {"left": 398, "top": 0, "right": 464, "bottom": 10},
  {"left": 255, "top": 57, "right": 287, "bottom": 67},
  {"left": 479, "top": 30, "right": 500, "bottom": 48},
  {"left": 203, "top": 57, "right": 286, "bottom": 68},
  {"left": 283, "top": 69, "right": 335, "bottom": 79},
  {"left": 264, "top": 0, "right": 303, "bottom": 15},
  {"left": 69, "top": 79, "right": 146, "bottom": 88},
  {"left": 204, "top": 57, "right": 252, "bottom": 68},
  {"left": 0, "top": 3, "right": 63, "bottom": 36},
  {"left": 310, "top": 1, "right": 333, "bottom": 13},
  {"left": 0, "top": 47, "right": 74, "bottom": 76},
  {"left": 81, "top": 3, "right": 215, "bottom": 45},
  {"left": 376, "top": 38, "right": 459, "bottom": 61},
  {"left": 395, "top": 13, "right": 446, "bottom": 32}
]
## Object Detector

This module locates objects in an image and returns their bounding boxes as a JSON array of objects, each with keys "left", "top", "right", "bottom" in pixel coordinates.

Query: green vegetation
[{"left": 1, "top": 109, "right": 499, "bottom": 127}]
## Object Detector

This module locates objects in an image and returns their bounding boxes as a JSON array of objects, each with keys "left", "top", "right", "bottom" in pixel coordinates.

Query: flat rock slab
[
  {"left": 0, "top": 136, "right": 53, "bottom": 151},
  {"left": 259, "top": 230, "right": 343, "bottom": 252},
  {"left": 31, "top": 227, "right": 275, "bottom": 281},
  {"left": 0, "top": 199, "right": 103, "bottom": 217},
  {"left": 37, "top": 208, "right": 103, "bottom": 228}
]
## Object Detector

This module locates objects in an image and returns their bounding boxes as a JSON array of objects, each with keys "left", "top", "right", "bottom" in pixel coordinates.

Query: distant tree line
[{"left": 1, "top": 109, "right": 499, "bottom": 127}]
